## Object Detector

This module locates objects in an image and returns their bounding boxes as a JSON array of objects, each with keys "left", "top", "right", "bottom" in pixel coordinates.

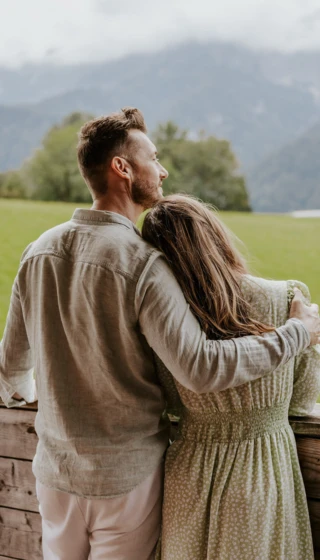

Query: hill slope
[
  {"left": 1, "top": 42, "right": 319, "bottom": 172},
  {"left": 247, "top": 122, "right": 320, "bottom": 212}
]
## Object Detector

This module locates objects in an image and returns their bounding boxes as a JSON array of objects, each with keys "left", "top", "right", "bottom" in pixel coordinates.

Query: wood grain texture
[
  {"left": 290, "top": 404, "right": 320, "bottom": 436},
  {"left": 0, "top": 408, "right": 37, "bottom": 460},
  {"left": 0, "top": 557, "right": 30, "bottom": 560},
  {"left": 0, "top": 506, "right": 42, "bottom": 560},
  {"left": 0, "top": 457, "right": 38, "bottom": 512},
  {"left": 0, "top": 400, "right": 38, "bottom": 411},
  {"left": 0, "top": 557, "right": 25, "bottom": 559},
  {"left": 296, "top": 437, "right": 320, "bottom": 499},
  {"left": 308, "top": 499, "right": 320, "bottom": 550}
]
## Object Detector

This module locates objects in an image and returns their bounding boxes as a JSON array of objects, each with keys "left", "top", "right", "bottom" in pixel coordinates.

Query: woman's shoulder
[
  {"left": 243, "top": 275, "right": 310, "bottom": 299},
  {"left": 241, "top": 275, "right": 287, "bottom": 297},
  {"left": 241, "top": 275, "right": 311, "bottom": 326}
]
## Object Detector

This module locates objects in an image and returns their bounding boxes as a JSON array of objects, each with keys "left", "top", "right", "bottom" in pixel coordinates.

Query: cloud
[
  {"left": 301, "top": 8, "right": 320, "bottom": 29},
  {"left": 94, "top": 0, "right": 150, "bottom": 15},
  {"left": 1, "top": 0, "right": 320, "bottom": 67}
]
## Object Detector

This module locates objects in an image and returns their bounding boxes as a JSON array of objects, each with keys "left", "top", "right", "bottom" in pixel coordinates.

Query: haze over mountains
[
  {"left": 248, "top": 121, "right": 320, "bottom": 212},
  {"left": 1, "top": 41, "right": 320, "bottom": 211}
]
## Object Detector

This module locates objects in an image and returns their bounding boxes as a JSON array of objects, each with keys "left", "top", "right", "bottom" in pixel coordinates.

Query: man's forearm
[
  {"left": 0, "top": 278, "right": 35, "bottom": 407},
  {"left": 137, "top": 254, "right": 309, "bottom": 394},
  {"left": 178, "top": 318, "right": 308, "bottom": 394}
]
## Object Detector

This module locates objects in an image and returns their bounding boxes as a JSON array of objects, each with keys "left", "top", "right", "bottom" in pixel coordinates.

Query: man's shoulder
[
  {"left": 20, "top": 221, "right": 74, "bottom": 262},
  {"left": 95, "top": 225, "right": 162, "bottom": 280},
  {"left": 19, "top": 219, "right": 165, "bottom": 283}
]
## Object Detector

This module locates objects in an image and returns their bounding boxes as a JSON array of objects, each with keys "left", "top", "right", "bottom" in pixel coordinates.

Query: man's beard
[{"left": 131, "top": 178, "right": 163, "bottom": 210}]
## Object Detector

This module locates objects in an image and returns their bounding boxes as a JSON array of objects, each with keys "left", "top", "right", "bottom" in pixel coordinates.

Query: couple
[{"left": 0, "top": 107, "right": 320, "bottom": 560}]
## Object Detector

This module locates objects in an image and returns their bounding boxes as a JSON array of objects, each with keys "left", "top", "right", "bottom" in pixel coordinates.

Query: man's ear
[{"left": 111, "top": 156, "right": 131, "bottom": 180}]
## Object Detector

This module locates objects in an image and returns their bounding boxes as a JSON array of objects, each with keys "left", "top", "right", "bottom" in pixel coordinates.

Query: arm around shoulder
[{"left": 135, "top": 254, "right": 310, "bottom": 394}]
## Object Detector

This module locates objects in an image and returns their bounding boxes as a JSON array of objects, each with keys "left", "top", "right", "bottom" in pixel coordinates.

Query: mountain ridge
[
  {"left": 2, "top": 42, "right": 320, "bottom": 171},
  {"left": 1, "top": 40, "right": 320, "bottom": 213},
  {"left": 247, "top": 120, "right": 320, "bottom": 212}
]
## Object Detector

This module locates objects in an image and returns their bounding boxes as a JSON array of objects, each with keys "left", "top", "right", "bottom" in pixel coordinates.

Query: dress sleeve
[{"left": 287, "top": 280, "right": 320, "bottom": 416}]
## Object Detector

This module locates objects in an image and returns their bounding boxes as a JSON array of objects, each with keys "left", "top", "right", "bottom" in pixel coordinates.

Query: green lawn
[
  {"left": 221, "top": 211, "right": 320, "bottom": 304},
  {"left": 1, "top": 199, "right": 320, "bottom": 338}
]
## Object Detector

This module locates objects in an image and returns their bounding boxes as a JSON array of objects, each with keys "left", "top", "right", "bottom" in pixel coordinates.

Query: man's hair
[{"left": 77, "top": 107, "right": 147, "bottom": 194}]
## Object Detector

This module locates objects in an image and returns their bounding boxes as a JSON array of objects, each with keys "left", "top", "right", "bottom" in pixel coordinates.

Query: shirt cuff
[
  {"left": 0, "top": 373, "right": 37, "bottom": 408},
  {"left": 286, "top": 318, "right": 311, "bottom": 349}
]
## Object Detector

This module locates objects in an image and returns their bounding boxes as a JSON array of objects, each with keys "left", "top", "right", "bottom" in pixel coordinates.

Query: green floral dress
[{"left": 156, "top": 277, "right": 320, "bottom": 560}]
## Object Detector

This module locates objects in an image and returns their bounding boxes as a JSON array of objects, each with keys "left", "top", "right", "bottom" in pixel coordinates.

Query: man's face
[{"left": 126, "top": 130, "right": 168, "bottom": 210}]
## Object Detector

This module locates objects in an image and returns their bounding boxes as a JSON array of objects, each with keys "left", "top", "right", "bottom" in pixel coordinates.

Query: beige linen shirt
[{"left": 0, "top": 209, "right": 309, "bottom": 498}]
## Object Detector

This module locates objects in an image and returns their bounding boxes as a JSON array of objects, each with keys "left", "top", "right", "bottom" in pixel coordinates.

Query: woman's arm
[{"left": 288, "top": 280, "right": 320, "bottom": 416}]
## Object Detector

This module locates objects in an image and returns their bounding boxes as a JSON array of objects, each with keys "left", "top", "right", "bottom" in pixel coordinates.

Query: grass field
[{"left": 1, "top": 198, "right": 320, "bottom": 337}]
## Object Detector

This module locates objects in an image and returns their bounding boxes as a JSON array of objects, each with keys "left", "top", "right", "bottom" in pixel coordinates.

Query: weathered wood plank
[
  {"left": 0, "top": 408, "right": 37, "bottom": 460},
  {"left": 0, "top": 557, "right": 27, "bottom": 560},
  {"left": 0, "top": 506, "right": 42, "bottom": 560},
  {"left": 290, "top": 404, "right": 320, "bottom": 437},
  {"left": 0, "top": 400, "right": 38, "bottom": 411},
  {"left": 0, "top": 557, "right": 36, "bottom": 560},
  {"left": 308, "top": 499, "right": 320, "bottom": 550},
  {"left": 0, "top": 457, "right": 38, "bottom": 512},
  {"left": 292, "top": 400, "right": 320, "bottom": 559},
  {"left": 296, "top": 437, "right": 320, "bottom": 499},
  {"left": 0, "top": 557, "right": 28, "bottom": 560},
  {"left": 0, "top": 557, "right": 37, "bottom": 560}
]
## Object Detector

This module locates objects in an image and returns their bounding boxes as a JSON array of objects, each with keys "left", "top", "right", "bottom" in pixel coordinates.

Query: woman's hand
[{"left": 290, "top": 288, "right": 320, "bottom": 346}]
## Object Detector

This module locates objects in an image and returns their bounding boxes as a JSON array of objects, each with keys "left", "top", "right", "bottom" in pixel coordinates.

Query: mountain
[
  {"left": 247, "top": 121, "right": 320, "bottom": 212},
  {"left": 0, "top": 105, "right": 62, "bottom": 171},
  {"left": 259, "top": 50, "right": 320, "bottom": 98},
  {"left": 1, "top": 41, "right": 320, "bottom": 174},
  {"left": 2, "top": 43, "right": 320, "bottom": 106}
]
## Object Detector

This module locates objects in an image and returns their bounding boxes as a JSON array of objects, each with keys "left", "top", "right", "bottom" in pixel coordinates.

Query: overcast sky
[{"left": 2, "top": 0, "right": 320, "bottom": 67}]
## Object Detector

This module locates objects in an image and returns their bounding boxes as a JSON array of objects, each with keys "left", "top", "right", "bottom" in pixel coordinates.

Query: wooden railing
[
  {"left": 0, "top": 402, "right": 41, "bottom": 560},
  {"left": 0, "top": 402, "right": 319, "bottom": 560},
  {"left": 290, "top": 404, "right": 320, "bottom": 559}
]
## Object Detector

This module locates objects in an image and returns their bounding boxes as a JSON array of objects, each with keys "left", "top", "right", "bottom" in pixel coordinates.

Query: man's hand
[{"left": 290, "top": 288, "right": 320, "bottom": 346}]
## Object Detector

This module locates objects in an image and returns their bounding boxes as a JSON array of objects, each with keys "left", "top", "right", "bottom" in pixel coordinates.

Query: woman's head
[{"left": 142, "top": 194, "right": 273, "bottom": 339}]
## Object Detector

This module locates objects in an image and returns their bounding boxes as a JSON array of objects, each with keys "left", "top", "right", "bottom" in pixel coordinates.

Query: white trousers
[{"left": 36, "top": 463, "right": 163, "bottom": 560}]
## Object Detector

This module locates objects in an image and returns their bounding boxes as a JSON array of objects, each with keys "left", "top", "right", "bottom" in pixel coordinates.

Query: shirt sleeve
[
  {"left": 287, "top": 280, "right": 320, "bottom": 416},
  {"left": 0, "top": 246, "right": 36, "bottom": 408},
  {"left": 135, "top": 252, "right": 310, "bottom": 394}
]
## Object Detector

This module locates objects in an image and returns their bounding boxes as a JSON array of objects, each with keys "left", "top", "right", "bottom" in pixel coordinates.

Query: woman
[{"left": 142, "top": 194, "right": 320, "bottom": 560}]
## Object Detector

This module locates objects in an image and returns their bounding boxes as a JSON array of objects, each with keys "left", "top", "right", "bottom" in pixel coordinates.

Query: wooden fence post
[
  {"left": 290, "top": 403, "right": 320, "bottom": 560},
  {"left": 0, "top": 402, "right": 42, "bottom": 560}
]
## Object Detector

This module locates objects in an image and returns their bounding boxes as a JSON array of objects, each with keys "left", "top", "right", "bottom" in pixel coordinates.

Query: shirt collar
[{"left": 72, "top": 209, "right": 141, "bottom": 235}]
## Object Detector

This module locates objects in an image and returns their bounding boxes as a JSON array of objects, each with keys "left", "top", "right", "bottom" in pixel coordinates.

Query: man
[{"left": 0, "top": 107, "right": 319, "bottom": 560}]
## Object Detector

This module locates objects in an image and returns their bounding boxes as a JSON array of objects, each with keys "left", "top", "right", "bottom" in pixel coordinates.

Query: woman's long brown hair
[{"left": 142, "top": 194, "right": 274, "bottom": 340}]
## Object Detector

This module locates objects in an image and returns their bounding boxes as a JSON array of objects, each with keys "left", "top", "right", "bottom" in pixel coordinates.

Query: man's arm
[
  {"left": 135, "top": 252, "right": 313, "bottom": 394},
  {"left": 0, "top": 277, "right": 36, "bottom": 407}
]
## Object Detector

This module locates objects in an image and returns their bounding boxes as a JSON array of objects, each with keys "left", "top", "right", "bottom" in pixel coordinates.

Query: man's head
[{"left": 77, "top": 107, "right": 168, "bottom": 211}]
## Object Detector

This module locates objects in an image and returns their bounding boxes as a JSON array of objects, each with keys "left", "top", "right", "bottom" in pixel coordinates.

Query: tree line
[{"left": 0, "top": 113, "right": 251, "bottom": 211}]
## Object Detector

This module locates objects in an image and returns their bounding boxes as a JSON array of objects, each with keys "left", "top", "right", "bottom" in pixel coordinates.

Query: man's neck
[{"left": 91, "top": 197, "right": 142, "bottom": 225}]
